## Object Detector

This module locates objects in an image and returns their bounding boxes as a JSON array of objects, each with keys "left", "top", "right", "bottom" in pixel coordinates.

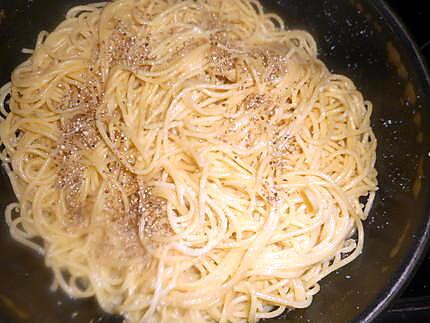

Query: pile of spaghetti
[{"left": 0, "top": 0, "right": 378, "bottom": 322}]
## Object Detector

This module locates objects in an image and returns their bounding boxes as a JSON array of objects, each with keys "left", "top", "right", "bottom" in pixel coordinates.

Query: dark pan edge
[{"left": 358, "top": 1, "right": 430, "bottom": 322}]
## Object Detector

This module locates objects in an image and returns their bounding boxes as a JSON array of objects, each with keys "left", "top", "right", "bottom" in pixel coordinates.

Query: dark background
[{"left": 380, "top": 1, "right": 430, "bottom": 322}]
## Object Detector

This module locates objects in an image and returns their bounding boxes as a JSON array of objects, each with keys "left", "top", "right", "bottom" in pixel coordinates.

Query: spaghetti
[{"left": 0, "top": 0, "right": 378, "bottom": 322}]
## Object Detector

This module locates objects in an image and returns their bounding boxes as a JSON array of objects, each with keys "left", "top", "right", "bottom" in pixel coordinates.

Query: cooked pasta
[{"left": 0, "top": 0, "right": 378, "bottom": 322}]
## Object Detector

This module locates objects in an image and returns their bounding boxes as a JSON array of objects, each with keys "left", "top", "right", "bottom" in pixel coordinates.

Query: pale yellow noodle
[{"left": 0, "top": 0, "right": 377, "bottom": 322}]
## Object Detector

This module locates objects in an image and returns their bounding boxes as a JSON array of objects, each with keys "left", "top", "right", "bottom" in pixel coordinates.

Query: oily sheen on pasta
[{"left": 0, "top": 0, "right": 378, "bottom": 322}]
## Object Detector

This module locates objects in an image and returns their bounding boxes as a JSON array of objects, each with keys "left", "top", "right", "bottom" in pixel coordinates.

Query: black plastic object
[{"left": 1, "top": 1, "right": 430, "bottom": 322}]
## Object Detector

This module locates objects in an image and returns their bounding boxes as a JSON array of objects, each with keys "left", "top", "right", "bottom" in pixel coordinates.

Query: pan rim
[{"left": 356, "top": 1, "right": 430, "bottom": 322}]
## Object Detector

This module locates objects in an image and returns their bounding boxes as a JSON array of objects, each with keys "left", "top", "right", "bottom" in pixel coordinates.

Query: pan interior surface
[{"left": 0, "top": 0, "right": 430, "bottom": 322}]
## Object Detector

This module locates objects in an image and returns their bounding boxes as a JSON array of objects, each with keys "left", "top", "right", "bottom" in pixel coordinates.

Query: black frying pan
[{"left": 1, "top": 1, "right": 430, "bottom": 322}]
